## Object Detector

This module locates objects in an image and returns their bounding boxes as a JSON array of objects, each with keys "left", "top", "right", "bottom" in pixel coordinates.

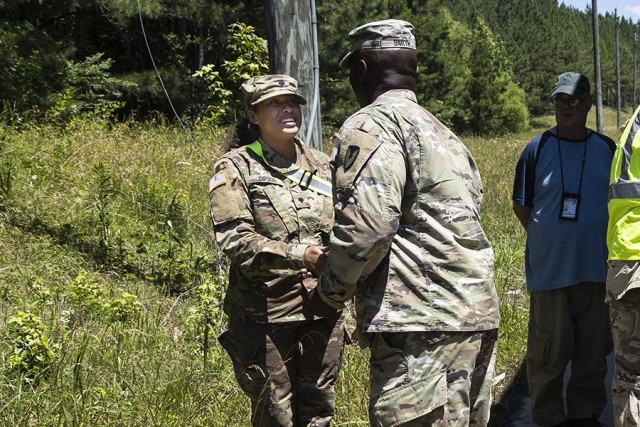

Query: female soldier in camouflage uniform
[{"left": 209, "top": 74, "right": 344, "bottom": 427}]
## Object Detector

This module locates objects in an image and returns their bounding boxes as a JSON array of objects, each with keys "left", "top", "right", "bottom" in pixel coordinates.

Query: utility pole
[
  {"left": 264, "top": 0, "right": 322, "bottom": 150},
  {"left": 592, "top": 0, "right": 603, "bottom": 133},
  {"left": 635, "top": 33, "right": 638, "bottom": 108},
  {"left": 615, "top": 9, "right": 621, "bottom": 129}
]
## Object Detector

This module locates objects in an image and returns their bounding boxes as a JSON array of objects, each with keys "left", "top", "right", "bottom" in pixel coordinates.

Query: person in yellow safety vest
[{"left": 607, "top": 104, "right": 640, "bottom": 427}]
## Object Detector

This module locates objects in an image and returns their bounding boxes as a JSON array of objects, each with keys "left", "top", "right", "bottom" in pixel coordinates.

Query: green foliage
[
  {"left": 496, "top": 83, "right": 530, "bottom": 134},
  {"left": 0, "top": 120, "right": 220, "bottom": 293},
  {"left": 6, "top": 310, "right": 57, "bottom": 382},
  {"left": 0, "top": 22, "right": 66, "bottom": 114},
  {"left": 106, "top": 290, "right": 141, "bottom": 322},
  {"left": 91, "top": 161, "right": 118, "bottom": 266},
  {"left": 0, "top": 57, "right": 632, "bottom": 426},
  {"left": 192, "top": 65, "right": 232, "bottom": 125},
  {"left": 48, "top": 53, "right": 136, "bottom": 123},
  {"left": 417, "top": 6, "right": 473, "bottom": 129},
  {"left": 0, "top": 162, "right": 12, "bottom": 210},
  {"left": 224, "top": 23, "right": 270, "bottom": 86},
  {"left": 193, "top": 22, "right": 268, "bottom": 126},
  {"left": 140, "top": 193, "right": 213, "bottom": 293},
  {"left": 414, "top": 10, "right": 530, "bottom": 135},
  {"left": 69, "top": 271, "right": 108, "bottom": 318},
  {"left": 2, "top": 0, "right": 639, "bottom": 133},
  {"left": 465, "top": 18, "right": 529, "bottom": 134},
  {"left": 68, "top": 270, "right": 141, "bottom": 322},
  {"left": 185, "top": 276, "right": 227, "bottom": 345}
]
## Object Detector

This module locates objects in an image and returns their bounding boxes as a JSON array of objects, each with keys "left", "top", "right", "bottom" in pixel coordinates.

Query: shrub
[
  {"left": 68, "top": 270, "right": 141, "bottom": 323},
  {"left": 6, "top": 310, "right": 57, "bottom": 382},
  {"left": 47, "top": 53, "right": 136, "bottom": 124},
  {"left": 192, "top": 22, "right": 268, "bottom": 126}
]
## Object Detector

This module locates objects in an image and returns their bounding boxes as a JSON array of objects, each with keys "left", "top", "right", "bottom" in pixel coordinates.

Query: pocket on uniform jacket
[
  {"left": 218, "top": 331, "right": 267, "bottom": 398},
  {"left": 246, "top": 176, "right": 291, "bottom": 240},
  {"left": 261, "top": 185, "right": 297, "bottom": 238},
  {"left": 370, "top": 369, "right": 447, "bottom": 427},
  {"left": 527, "top": 323, "right": 552, "bottom": 366}
]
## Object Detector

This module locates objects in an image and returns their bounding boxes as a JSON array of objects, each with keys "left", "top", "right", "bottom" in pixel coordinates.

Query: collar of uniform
[
  {"left": 373, "top": 88, "right": 417, "bottom": 104},
  {"left": 257, "top": 138, "right": 301, "bottom": 169}
]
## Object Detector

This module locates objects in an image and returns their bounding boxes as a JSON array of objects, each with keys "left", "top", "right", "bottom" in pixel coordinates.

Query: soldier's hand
[
  {"left": 304, "top": 287, "right": 337, "bottom": 318},
  {"left": 303, "top": 245, "right": 329, "bottom": 277}
]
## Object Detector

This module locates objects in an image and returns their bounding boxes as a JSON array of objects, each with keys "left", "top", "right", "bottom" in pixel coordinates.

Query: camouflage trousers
[
  {"left": 607, "top": 261, "right": 640, "bottom": 427},
  {"left": 218, "top": 313, "right": 345, "bottom": 427},
  {"left": 367, "top": 329, "right": 498, "bottom": 427}
]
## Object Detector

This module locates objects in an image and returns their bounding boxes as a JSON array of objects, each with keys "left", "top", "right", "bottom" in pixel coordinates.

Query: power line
[
  {"left": 135, "top": 0, "right": 211, "bottom": 164},
  {"left": 135, "top": 0, "right": 221, "bottom": 275}
]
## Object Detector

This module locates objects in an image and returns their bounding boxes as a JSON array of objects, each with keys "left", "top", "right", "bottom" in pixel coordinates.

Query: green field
[{"left": 0, "top": 105, "right": 630, "bottom": 426}]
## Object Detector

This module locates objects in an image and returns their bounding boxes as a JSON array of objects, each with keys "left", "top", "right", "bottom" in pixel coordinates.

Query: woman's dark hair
[{"left": 225, "top": 113, "right": 260, "bottom": 151}]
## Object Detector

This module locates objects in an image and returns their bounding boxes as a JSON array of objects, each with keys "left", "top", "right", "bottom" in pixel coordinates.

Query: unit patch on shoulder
[
  {"left": 343, "top": 145, "right": 360, "bottom": 172},
  {"left": 209, "top": 172, "right": 226, "bottom": 192}
]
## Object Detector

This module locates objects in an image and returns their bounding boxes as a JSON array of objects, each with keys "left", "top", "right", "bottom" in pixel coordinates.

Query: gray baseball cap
[
  {"left": 339, "top": 19, "right": 416, "bottom": 68},
  {"left": 551, "top": 72, "right": 590, "bottom": 99},
  {"left": 241, "top": 74, "right": 307, "bottom": 106}
]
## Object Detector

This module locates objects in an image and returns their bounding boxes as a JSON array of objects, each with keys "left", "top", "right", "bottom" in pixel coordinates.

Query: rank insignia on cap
[
  {"left": 209, "top": 172, "right": 226, "bottom": 192},
  {"left": 343, "top": 145, "right": 360, "bottom": 172}
]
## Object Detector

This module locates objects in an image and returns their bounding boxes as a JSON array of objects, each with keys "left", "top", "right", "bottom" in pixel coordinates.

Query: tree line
[{"left": 0, "top": 0, "right": 638, "bottom": 135}]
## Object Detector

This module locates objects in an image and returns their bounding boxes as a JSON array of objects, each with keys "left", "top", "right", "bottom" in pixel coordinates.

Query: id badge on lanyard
[
  {"left": 557, "top": 135, "right": 587, "bottom": 222},
  {"left": 559, "top": 192, "right": 580, "bottom": 220}
]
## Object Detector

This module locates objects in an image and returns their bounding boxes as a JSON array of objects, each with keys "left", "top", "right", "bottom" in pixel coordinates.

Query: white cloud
[{"left": 625, "top": 6, "right": 640, "bottom": 19}]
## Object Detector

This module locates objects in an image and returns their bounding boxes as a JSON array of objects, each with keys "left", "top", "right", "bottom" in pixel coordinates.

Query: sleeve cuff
[
  {"left": 288, "top": 243, "right": 308, "bottom": 269},
  {"left": 317, "top": 275, "right": 347, "bottom": 310}
]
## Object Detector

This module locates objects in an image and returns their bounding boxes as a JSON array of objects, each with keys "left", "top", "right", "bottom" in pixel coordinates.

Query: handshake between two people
[{"left": 303, "top": 245, "right": 339, "bottom": 318}]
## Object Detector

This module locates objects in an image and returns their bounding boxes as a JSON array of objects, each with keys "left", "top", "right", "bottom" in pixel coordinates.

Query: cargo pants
[
  {"left": 218, "top": 312, "right": 344, "bottom": 427},
  {"left": 527, "top": 282, "right": 612, "bottom": 426},
  {"left": 607, "top": 261, "right": 640, "bottom": 427},
  {"left": 367, "top": 329, "right": 498, "bottom": 427}
]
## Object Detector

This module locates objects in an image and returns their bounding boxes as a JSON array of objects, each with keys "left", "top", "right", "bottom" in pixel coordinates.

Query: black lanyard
[{"left": 557, "top": 134, "right": 588, "bottom": 195}]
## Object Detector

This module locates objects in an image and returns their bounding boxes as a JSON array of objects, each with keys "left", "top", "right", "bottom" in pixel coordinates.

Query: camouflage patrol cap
[
  {"left": 241, "top": 74, "right": 307, "bottom": 106},
  {"left": 339, "top": 19, "right": 416, "bottom": 68}
]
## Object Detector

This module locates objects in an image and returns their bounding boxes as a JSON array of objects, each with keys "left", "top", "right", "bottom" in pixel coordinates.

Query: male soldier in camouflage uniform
[
  {"left": 306, "top": 19, "right": 500, "bottom": 426},
  {"left": 210, "top": 74, "right": 344, "bottom": 426}
]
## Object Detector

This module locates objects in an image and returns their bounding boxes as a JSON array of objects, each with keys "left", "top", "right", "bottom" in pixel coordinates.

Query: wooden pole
[
  {"left": 263, "top": 0, "right": 322, "bottom": 150},
  {"left": 635, "top": 33, "right": 638, "bottom": 108},
  {"left": 592, "top": 0, "right": 603, "bottom": 133},
  {"left": 616, "top": 9, "right": 621, "bottom": 129}
]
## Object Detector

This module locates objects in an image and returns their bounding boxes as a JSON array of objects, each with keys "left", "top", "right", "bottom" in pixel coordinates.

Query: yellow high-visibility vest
[{"left": 608, "top": 104, "right": 640, "bottom": 260}]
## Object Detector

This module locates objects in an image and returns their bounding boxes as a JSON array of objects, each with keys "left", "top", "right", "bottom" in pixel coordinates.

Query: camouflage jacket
[
  {"left": 318, "top": 89, "right": 500, "bottom": 334},
  {"left": 209, "top": 138, "right": 334, "bottom": 323}
]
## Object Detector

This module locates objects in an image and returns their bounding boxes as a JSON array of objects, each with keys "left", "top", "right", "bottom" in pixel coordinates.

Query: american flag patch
[{"left": 209, "top": 172, "right": 226, "bottom": 192}]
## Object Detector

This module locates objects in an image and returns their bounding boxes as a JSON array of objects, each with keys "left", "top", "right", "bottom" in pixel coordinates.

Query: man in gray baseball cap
[
  {"left": 551, "top": 72, "right": 591, "bottom": 100},
  {"left": 307, "top": 18, "right": 500, "bottom": 426},
  {"left": 513, "top": 70, "right": 614, "bottom": 427}
]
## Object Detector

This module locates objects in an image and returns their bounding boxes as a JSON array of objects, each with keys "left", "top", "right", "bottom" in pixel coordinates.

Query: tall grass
[{"left": 0, "top": 105, "right": 631, "bottom": 426}]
